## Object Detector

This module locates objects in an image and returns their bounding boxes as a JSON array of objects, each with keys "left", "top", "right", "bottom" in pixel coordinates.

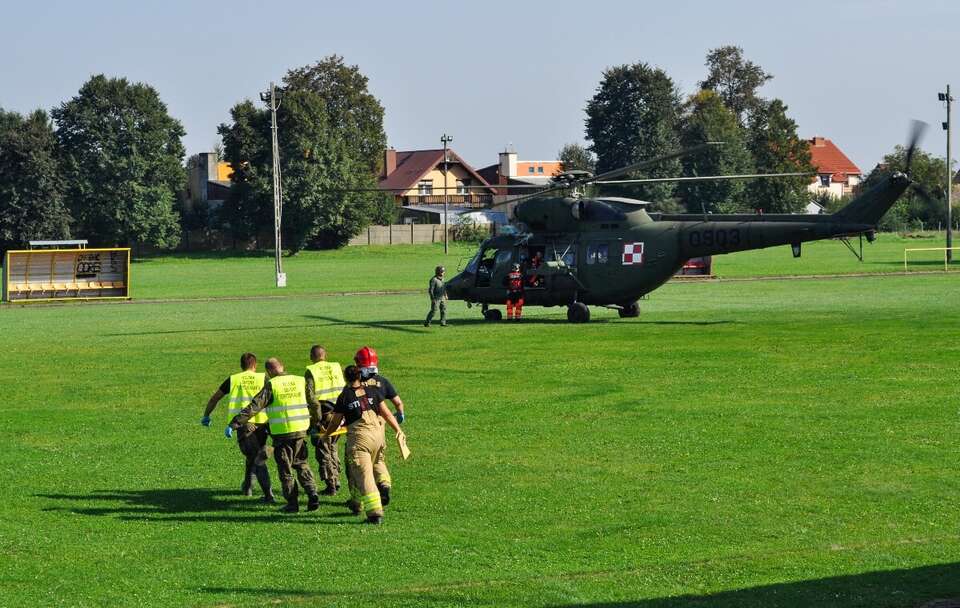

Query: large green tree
[
  {"left": 218, "top": 100, "right": 273, "bottom": 246},
  {"left": 284, "top": 55, "right": 387, "bottom": 175},
  {"left": 677, "top": 90, "right": 753, "bottom": 213},
  {"left": 52, "top": 75, "right": 185, "bottom": 248},
  {"left": 743, "top": 99, "right": 814, "bottom": 214},
  {"left": 585, "top": 62, "right": 682, "bottom": 202},
  {"left": 699, "top": 46, "right": 772, "bottom": 126},
  {"left": 860, "top": 145, "right": 952, "bottom": 231},
  {"left": 219, "top": 57, "right": 387, "bottom": 252},
  {"left": 557, "top": 143, "right": 596, "bottom": 173},
  {"left": 0, "top": 109, "right": 71, "bottom": 253}
]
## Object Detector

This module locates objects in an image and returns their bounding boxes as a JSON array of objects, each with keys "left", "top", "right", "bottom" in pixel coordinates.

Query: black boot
[
  {"left": 279, "top": 502, "right": 299, "bottom": 513},
  {"left": 306, "top": 493, "right": 320, "bottom": 512},
  {"left": 377, "top": 483, "right": 391, "bottom": 507}
]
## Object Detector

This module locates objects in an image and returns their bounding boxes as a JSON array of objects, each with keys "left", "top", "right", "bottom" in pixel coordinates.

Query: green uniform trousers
[
  {"left": 272, "top": 436, "right": 317, "bottom": 506},
  {"left": 311, "top": 434, "right": 341, "bottom": 487},
  {"left": 425, "top": 298, "right": 446, "bottom": 325},
  {"left": 237, "top": 424, "right": 272, "bottom": 495}
]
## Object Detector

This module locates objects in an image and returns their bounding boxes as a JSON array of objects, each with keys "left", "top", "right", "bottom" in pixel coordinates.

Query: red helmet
[{"left": 354, "top": 346, "right": 379, "bottom": 368}]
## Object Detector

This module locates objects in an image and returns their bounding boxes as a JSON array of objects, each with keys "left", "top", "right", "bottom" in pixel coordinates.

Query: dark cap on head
[{"left": 435, "top": 265, "right": 445, "bottom": 275}]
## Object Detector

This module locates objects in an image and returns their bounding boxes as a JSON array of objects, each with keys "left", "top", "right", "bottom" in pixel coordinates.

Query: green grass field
[
  {"left": 1, "top": 238, "right": 959, "bottom": 607},
  {"left": 124, "top": 232, "right": 953, "bottom": 301}
]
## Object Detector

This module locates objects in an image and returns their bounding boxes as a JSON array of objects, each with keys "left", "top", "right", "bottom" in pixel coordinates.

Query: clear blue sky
[{"left": 1, "top": 0, "right": 956, "bottom": 173}]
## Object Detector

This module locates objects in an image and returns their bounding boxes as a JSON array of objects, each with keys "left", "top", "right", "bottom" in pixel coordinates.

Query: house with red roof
[
  {"left": 379, "top": 148, "right": 497, "bottom": 221},
  {"left": 807, "top": 136, "right": 862, "bottom": 199}
]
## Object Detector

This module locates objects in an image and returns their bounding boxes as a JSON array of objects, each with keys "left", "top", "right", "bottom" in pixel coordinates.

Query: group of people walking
[{"left": 201, "top": 345, "right": 407, "bottom": 524}]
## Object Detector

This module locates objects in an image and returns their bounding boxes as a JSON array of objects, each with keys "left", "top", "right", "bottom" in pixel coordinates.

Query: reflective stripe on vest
[
  {"left": 306, "top": 361, "right": 346, "bottom": 401},
  {"left": 267, "top": 375, "right": 310, "bottom": 435},
  {"left": 228, "top": 371, "right": 267, "bottom": 424}
]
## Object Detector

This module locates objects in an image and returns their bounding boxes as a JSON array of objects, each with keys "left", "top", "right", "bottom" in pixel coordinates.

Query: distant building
[
  {"left": 477, "top": 149, "right": 563, "bottom": 195},
  {"left": 186, "top": 152, "right": 232, "bottom": 205},
  {"left": 379, "top": 148, "right": 496, "bottom": 222},
  {"left": 807, "top": 137, "right": 861, "bottom": 198}
]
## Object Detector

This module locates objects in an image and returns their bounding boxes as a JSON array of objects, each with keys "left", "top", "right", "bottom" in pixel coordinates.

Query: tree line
[
  {"left": 557, "top": 46, "right": 956, "bottom": 230},
  {"left": 0, "top": 56, "right": 391, "bottom": 255},
  {"left": 2, "top": 48, "right": 954, "bottom": 255}
]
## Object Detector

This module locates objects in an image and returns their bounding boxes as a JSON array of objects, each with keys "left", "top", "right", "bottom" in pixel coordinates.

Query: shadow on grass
[
  {"left": 632, "top": 320, "right": 735, "bottom": 326},
  {"left": 303, "top": 314, "right": 613, "bottom": 329},
  {"left": 38, "top": 488, "right": 359, "bottom": 524},
  {"left": 196, "top": 562, "right": 960, "bottom": 607},
  {"left": 547, "top": 561, "right": 960, "bottom": 608}
]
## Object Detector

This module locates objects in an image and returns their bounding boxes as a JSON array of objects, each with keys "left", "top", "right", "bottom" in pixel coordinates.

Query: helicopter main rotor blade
[
  {"left": 588, "top": 142, "right": 725, "bottom": 184},
  {"left": 904, "top": 120, "right": 927, "bottom": 176},
  {"left": 489, "top": 142, "right": 727, "bottom": 209},
  {"left": 596, "top": 172, "right": 814, "bottom": 185}
]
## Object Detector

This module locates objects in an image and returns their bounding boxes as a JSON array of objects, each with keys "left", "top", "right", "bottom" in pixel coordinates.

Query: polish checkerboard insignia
[{"left": 622, "top": 242, "right": 644, "bottom": 265}]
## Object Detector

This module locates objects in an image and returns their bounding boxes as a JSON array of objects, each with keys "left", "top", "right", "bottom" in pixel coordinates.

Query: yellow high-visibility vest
[
  {"left": 306, "top": 361, "right": 346, "bottom": 402},
  {"left": 228, "top": 371, "right": 267, "bottom": 425},
  {"left": 266, "top": 375, "right": 310, "bottom": 435}
]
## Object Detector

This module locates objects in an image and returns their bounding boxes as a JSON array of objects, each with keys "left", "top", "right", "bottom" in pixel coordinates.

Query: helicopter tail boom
[{"left": 832, "top": 172, "right": 911, "bottom": 226}]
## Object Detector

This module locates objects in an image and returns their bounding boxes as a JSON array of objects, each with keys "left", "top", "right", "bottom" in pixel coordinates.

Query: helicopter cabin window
[
  {"left": 586, "top": 244, "right": 609, "bottom": 265},
  {"left": 418, "top": 180, "right": 433, "bottom": 195}
]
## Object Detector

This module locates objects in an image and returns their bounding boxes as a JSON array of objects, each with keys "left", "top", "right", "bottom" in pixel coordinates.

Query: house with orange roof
[
  {"left": 807, "top": 136, "right": 862, "bottom": 199},
  {"left": 477, "top": 149, "right": 564, "bottom": 195}
]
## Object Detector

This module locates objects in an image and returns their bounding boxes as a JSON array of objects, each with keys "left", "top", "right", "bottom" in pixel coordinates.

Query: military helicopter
[{"left": 441, "top": 125, "right": 928, "bottom": 323}]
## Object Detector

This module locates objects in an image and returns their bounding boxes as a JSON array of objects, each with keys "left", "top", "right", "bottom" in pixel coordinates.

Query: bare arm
[
  {"left": 203, "top": 390, "right": 225, "bottom": 417},
  {"left": 377, "top": 401, "right": 402, "bottom": 435},
  {"left": 391, "top": 395, "right": 404, "bottom": 415}
]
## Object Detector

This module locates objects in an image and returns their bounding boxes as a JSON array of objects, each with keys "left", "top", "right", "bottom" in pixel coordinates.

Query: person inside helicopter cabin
[
  {"left": 505, "top": 262, "right": 525, "bottom": 320},
  {"left": 527, "top": 250, "right": 544, "bottom": 287}
]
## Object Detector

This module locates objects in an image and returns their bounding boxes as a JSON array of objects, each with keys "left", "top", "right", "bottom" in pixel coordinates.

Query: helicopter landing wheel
[
  {"left": 567, "top": 302, "right": 590, "bottom": 323},
  {"left": 483, "top": 309, "right": 502, "bottom": 321},
  {"left": 618, "top": 301, "right": 640, "bottom": 318}
]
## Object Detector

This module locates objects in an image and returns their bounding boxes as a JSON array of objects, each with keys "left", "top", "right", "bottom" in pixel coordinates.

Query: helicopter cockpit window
[
  {"left": 586, "top": 244, "right": 609, "bottom": 265},
  {"left": 465, "top": 252, "right": 480, "bottom": 274},
  {"left": 560, "top": 249, "right": 576, "bottom": 267}
]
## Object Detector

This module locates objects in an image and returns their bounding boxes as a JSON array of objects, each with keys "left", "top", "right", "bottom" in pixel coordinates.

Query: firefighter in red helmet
[
  {"left": 505, "top": 263, "right": 524, "bottom": 320},
  {"left": 345, "top": 346, "right": 405, "bottom": 514}
]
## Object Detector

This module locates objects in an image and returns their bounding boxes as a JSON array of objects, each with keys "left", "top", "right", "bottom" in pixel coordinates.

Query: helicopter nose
[{"left": 444, "top": 272, "right": 470, "bottom": 300}]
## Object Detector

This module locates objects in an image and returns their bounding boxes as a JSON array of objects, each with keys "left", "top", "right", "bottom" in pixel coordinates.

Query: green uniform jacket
[{"left": 429, "top": 276, "right": 446, "bottom": 301}]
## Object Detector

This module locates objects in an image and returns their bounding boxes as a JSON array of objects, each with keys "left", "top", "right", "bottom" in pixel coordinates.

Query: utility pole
[
  {"left": 441, "top": 133, "right": 453, "bottom": 255},
  {"left": 260, "top": 82, "right": 285, "bottom": 287},
  {"left": 940, "top": 85, "right": 954, "bottom": 262}
]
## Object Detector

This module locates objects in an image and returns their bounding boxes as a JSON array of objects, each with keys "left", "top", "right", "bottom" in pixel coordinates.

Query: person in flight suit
[
  {"left": 505, "top": 263, "right": 524, "bottom": 320},
  {"left": 201, "top": 352, "right": 274, "bottom": 503},
  {"left": 320, "top": 364, "right": 404, "bottom": 524},
  {"left": 424, "top": 265, "right": 447, "bottom": 327},
  {"left": 353, "top": 346, "right": 405, "bottom": 508},
  {"left": 230, "top": 357, "right": 320, "bottom": 513},
  {"left": 305, "top": 345, "right": 346, "bottom": 496}
]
